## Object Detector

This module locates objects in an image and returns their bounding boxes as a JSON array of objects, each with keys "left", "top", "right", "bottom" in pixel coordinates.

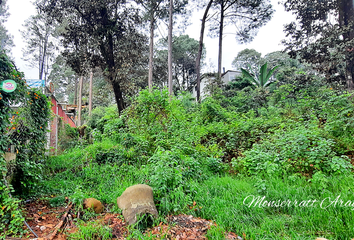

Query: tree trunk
[
  {"left": 89, "top": 71, "right": 93, "bottom": 116},
  {"left": 346, "top": 58, "right": 354, "bottom": 90},
  {"left": 148, "top": 15, "right": 155, "bottom": 91},
  {"left": 338, "top": 0, "right": 354, "bottom": 90},
  {"left": 112, "top": 80, "right": 125, "bottom": 115},
  {"left": 196, "top": 0, "right": 213, "bottom": 102},
  {"left": 74, "top": 77, "right": 78, "bottom": 105},
  {"left": 168, "top": 0, "right": 173, "bottom": 96},
  {"left": 217, "top": 0, "right": 224, "bottom": 80},
  {"left": 39, "top": 43, "right": 43, "bottom": 80},
  {"left": 77, "top": 76, "right": 83, "bottom": 126},
  {"left": 39, "top": 34, "right": 49, "bottom": 81}
]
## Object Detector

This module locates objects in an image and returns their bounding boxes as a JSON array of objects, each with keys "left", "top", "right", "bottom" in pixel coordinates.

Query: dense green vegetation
[
  {"left": 28, "top": 80, "right": 354, "bottom": 239},
  {"left": 0, "top": 52, "right": 51, "bottom": 237}
]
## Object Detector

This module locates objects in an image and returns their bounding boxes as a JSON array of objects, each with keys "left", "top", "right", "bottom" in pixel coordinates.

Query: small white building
[
  {"left": 221, "top": 70, "right": 241, "bottom": 84},
  {"left": 191, "top": 70, "right": 241, "bottom": 100}
]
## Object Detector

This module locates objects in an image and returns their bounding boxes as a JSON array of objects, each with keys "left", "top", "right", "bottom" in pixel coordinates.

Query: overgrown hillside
[{"left": 27, "top": 83, "right": 354, "bottom": 239}]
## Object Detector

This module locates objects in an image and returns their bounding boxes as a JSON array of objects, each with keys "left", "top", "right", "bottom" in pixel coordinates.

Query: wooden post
[{"left": 77, "top": 76, "right": 83, "bottom": 126}]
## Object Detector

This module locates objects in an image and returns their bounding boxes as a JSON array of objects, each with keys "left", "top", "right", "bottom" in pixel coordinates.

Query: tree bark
[
  {"left": 338, "top": 0, "right": 354, "bottom": 90},
  {"left": 217, "top": 0, "right": 224, "bottom": 80},
  {"left": 112, "top": 80, "right": 125, "bottom": 115},
  {"left": 148, "top": 15, "right": 155, "bottom": 91},
  {"left": 39, "top": 33, "right": 49, "bottom": 81},
  {"left": 74, "top": 77, "right": 78, "bottom": 105},
  {"left": 196, "top": 0, "right": 213, "bottom": 102},
  {"left": 77, "top": 76, "right": 83, "bottom": 126},
  {"left": 39, "top": 43, "right": 43, "bottom": 80},
  {"left": 89, "top": 70, "right": 93, "bottom": 116},
  {"left": 168, "top": 0, "right": 173, "bottom": 96}
]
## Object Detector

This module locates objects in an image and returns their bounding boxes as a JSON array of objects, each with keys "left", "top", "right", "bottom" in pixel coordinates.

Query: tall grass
[{"left": 192, "top": 175, "right": 354, "bottom": 239}]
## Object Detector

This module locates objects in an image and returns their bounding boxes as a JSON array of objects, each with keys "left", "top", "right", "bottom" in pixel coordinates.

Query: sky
[{"left": 4, "top": 0, "right": 294, "bottom": 80}]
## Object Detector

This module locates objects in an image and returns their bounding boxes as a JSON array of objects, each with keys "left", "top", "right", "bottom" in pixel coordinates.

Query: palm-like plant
[{"left": 241, "top": 62, "right": 279, "bottom": 88}]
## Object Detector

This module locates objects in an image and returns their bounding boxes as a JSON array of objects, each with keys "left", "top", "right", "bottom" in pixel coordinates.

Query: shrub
[
  {"left": 233, "top": 126, "right": 352, "bottom": 177},
  {"left": 58, "top": 123, "right": 79, "bottom": 150},
  {"left": 148, "top": 148, "right": 205, "bottom": 214}
]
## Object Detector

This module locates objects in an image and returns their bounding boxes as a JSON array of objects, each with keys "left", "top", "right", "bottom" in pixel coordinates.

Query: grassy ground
[
  {"left": 192, "top": 175, "right": 354, "bottom": 239},
  {"left": 25, "top": 88, "right": 354, "bottom": 239},
  {"left": 36, "top": 143, "right": 354, "bottom": 239}
]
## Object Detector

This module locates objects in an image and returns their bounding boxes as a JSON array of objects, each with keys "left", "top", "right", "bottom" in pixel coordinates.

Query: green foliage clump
[
  {"left": 58, "top": 122, "right": 79, "bottom": 151},
  {"left": 0, "top": 51, "right": 51, "bottom": 237},
  {"left": 148, "top": 148, "right": 203, "bottom": 213},
  {"left": 0, "top": 185, "right": 24, "bottom": 236},
  {"left": 0, "top": 52, "right": 29, "bottom": 237},
  {"left": 27, "top": 83, "right": 354, "bottom": 239},
  {"left": 49, "top": 195, "right": 67, "bottom": 207},
  {"left": 68, "top": 221, "right": 112, "bottom": 240},
  {"left": 11, "top": 89, "right": 51, "bottom": 195},
  {"left": 234, "top": 126, "right": 352, "bottom": 177}
]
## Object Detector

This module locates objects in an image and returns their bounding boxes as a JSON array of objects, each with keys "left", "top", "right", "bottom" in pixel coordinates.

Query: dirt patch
[
  {"left": 103, "top": 213, "right": 127, "bottom": 239},
  {"left": 23, "top": 199, "right": 73, "bottom": 239},
  {"left": 145, "top": 214, "right": 241, "bottom": 240},
  {"left": 20, "top": 200, "right": 240, "bottom": 240},
  {"left": 147, "top": 214, "right": 212, "bottom": 239}
]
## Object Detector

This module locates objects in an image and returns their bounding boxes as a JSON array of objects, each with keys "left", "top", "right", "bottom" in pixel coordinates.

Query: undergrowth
[{"left": 14, "top": 86, "right": 354, "bottom": 239}]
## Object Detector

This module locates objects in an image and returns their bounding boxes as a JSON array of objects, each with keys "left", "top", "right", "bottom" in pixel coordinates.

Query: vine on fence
[{"left": 0, "top": 52, "right": 51, "bottom": 237}]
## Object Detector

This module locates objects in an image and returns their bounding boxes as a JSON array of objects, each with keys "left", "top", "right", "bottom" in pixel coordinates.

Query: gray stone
[{"left": 117, "top": 184, "right": 158, "bottom": 225}]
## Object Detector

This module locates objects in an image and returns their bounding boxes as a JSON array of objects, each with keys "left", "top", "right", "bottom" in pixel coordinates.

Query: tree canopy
[
  {"left": 158, "top": 35, "right": 205, "bottom": 92},
  {"left": 232, "top": 48, "right": 262, "bottom": 71},
  {"left": 21, "top": 13, "right": 57, "bottom": 80},
  {"left": 38, "top": 0, "right": 149, "bottom": 114},
  {"left": 207, "top": 0, "right": 274, "bottom": 78},
  {"left": 0, "top": 0, "right": 13, "bottom": 52},
  {"left": 282, "top": 0, "right": 354, "bottom": 89}
]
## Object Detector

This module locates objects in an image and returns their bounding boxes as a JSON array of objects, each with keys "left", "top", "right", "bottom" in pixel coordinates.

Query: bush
[
  {"left": 58, "top": 123, "right": 79, "bottom": 150},
  {"left": 148, "top": 148, "right": 206, "bottom": 214},
  {"left": 234, "top": 126, "right": 352, "bottom": 177}
]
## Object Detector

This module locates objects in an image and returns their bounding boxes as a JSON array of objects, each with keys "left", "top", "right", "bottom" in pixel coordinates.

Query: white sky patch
[
  {"left": 4, "top": 0, "right": 37, "bottom": 79},
  {"left": 185, "top": 0, "right": 295, "bottom": 72},
  {"left": 4, "top": 0, "right": 294, "bottom": 79}
]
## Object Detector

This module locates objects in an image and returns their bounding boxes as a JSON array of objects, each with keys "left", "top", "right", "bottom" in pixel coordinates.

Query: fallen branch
[
  {"left": 5, "top": 237, "right": 39, "bottom": 240},
  {"left": 45, "top": 202, "right": 73, "bottom": 240}
]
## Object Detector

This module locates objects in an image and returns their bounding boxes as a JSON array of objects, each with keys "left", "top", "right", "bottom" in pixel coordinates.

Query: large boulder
[
  {"left": 83, "top": 198, "right": 104, "bottom": 214},
  {"left": 117, "top": 184, "right": 158, "bottom": 225}
]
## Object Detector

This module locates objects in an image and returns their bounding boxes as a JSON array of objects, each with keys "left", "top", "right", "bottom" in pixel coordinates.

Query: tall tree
[
  {"left": 47, "top": 54, "right": 76, "bottom": 103},
  {"left": 136, "top": 0, "right": 188, "bottom": 90},
  {"left": 77, "top": 75, "right": 83, "bottom": 126},
  {"left": 137, "top": 0, "right": 169, "bottom": 90},
  {"left": 195, "top": 0, "right": 213, "bottom": 102},
  {"left": 157, "top": 35, "right": 206, "bottom": 92},
  {"left": 39, "top": 0, "right": 148, "bottom": 114},
  {"left": 208, "top": 0, "right": 274, "bottom": 79},
  {"left": 232, "top": 48, "right": 262, "bottom": 71},
  {"left": 168, "top": 0, "right": 173, "bottom": 96},
  {"left": 282, "top": 0, "right": 354, "bottom": 89},
  {"left": 0, "top": 0, "right": 13, "bottom": 52},
  {"left": 21, "top": 13, "right": 57, "bottom": 81},
  {"left": 195, "top": 0, "right": 273, "bottom": 100}
]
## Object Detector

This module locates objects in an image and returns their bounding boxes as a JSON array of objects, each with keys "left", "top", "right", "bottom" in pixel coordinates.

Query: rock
[
  {"left": 40, "top": 225, "right": 46, "bottom": 231},
  {"left": 83, "top": 198, "right": 104, "bottom": 214},
  {"left": 117, "top": 184, "right": 158, "bottom": 225}
]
